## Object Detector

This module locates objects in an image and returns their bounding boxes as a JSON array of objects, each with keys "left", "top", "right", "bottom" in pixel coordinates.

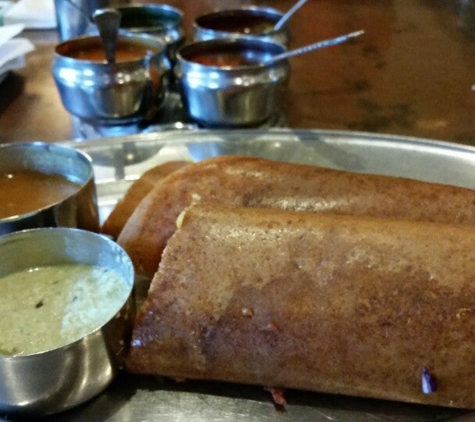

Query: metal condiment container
[
  {"left": 115, "top": 4, "right": 185, "bottom": 63},
  {"left": 51, "top": 33, "right": 170, "bottom": 125},
  {"left": 0, "top": 142, "right": 99, "bottom": 235},
  {"left": 175, "top": 37, "right": 291, "bottom": 128},
  {"left": 0, "top": 227, "right": 135, "bottom": 416}
]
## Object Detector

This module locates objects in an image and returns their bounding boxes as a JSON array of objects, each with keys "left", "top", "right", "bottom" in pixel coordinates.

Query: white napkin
[
  {"left": 0, "top": 22, "right": 23, "bottom": 45},
  {"left": 0, "top": 24, "right": 35, "bottom": 82},
  {"left": 3, "top": 0, "right": 56, "bottom": 29}
]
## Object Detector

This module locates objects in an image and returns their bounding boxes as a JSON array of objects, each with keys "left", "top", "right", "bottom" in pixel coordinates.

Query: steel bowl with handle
[
  {"left": 175, "top": 37, "right": 291, "bottom": 128},
  {"left": 52, "top": 32, "right": 170, "bottom": 125}
]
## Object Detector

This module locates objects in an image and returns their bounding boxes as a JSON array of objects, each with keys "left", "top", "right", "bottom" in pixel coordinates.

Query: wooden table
[{"left": 1, "top": 0, "right": 475, "bottom": 145}]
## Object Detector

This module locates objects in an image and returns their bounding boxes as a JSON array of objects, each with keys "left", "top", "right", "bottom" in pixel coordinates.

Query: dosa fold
[
  {"left": 126, "top": 204, "right": 475, "bottom": 409},
  {"left": 117, "top": 155, "right": 475, "bottom": 277},
  {"left": 101, "top": 161, "right": 189, "bottom": 239}
]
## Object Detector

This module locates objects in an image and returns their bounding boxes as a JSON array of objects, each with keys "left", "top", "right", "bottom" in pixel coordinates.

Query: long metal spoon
[
  {"left": 274, "top": 0, "right": 308, "bottom": 31},
  {"left": 92, "top": 8, "right": 121, "bottom": 64},
  {"left": 265, "top": 29, "right": 365, "bottom": 64}
]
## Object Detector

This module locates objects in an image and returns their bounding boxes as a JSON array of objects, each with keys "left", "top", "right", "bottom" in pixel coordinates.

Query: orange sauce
[
  {"left": 192, "top": 52, "right": 260, "bottom": 67},
  {"left": 199, "top": 14, "right": 275, "bottom": 34},
  {"left": 0, "top": 171, "right": 81, "bottom": 219},
  {"left": 65, "top": 41, "right": 155, "bottom": 62}
]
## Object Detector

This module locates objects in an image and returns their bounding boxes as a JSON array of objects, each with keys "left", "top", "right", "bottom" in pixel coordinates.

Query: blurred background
[{"left": 1, "top": 0, "right": 475, "bottom": 145}]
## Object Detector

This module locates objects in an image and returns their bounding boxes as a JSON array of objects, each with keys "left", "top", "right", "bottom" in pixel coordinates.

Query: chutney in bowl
[{"left": 0, "top": 227, "right": 135, "bottom": 415}]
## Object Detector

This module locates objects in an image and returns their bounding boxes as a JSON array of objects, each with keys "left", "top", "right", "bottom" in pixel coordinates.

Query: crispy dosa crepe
[
  {"left": 117, "top": 155, "right": 475, "bottom": 277},
  {"left": 101, "top": 161, "right": 189, "bottom": 239},
  {"left": 126, "top": 204, "right": 475, "bottom": 409}
]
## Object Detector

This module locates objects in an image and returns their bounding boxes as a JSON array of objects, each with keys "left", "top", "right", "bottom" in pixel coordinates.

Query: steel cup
[
  {"left": 52, "top": 33, "right": 170, "bottom": 125},
  {"left": 0, "top": 142, "right": 99, "bottom": 236},
  {"left": 114, "top": 4, "right": 185, "bottom": 63},
  {"left": 0, "top": 227, "right": 135, "bottom": 416}
]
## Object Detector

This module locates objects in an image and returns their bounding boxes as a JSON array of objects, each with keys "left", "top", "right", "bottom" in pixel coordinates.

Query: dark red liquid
[
  {"left": 191, "top": 52, "right": 260, "bottom": 67},
  {"left": 197, "top": 12, "right": 276, "bottom": 34}
]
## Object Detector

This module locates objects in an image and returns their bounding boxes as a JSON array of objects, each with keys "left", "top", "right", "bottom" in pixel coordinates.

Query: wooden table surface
[{"left": 1, "top": 0, "right": 475, "bottom": 145}]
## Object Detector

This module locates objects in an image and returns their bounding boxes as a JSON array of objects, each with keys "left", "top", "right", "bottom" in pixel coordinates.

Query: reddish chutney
[
  {"left": 199, "top": 14, "right": 275, "bottom": 34},
  {"left": 191, "top": 52, "right": 261, "bottom": 68},
  {"left": 61, "top": 40, "right": 156, "bottom": 62}
]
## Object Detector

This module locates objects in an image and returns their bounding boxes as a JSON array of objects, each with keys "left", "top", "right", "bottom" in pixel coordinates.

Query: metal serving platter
[{"left": 6, "top": 128, "right": 475, "bottom": 421}]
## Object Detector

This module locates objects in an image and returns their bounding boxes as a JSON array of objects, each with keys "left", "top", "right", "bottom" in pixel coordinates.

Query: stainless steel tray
[{"left": 8, "top": 128, "right": 475, "bottom": 421}]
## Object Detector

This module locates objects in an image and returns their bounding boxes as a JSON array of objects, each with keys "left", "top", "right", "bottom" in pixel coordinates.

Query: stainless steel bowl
[
  {"left": 115, "top": 4, "right": 185, "bottom": 62},
  {"left": 175, "top": 37, "right": 291, "bottom": 128},
  {"left": 0, "top": 227, "right": 135, "bottom": 416},
  {"left": 193, "top": 6, "right": 290, "bottom": 47},
  {"left": 0, "top": 142, "right": 99, "bottom": 236},
  {"left": 51, "top": 33, "right": 170, "bottom": 125}
]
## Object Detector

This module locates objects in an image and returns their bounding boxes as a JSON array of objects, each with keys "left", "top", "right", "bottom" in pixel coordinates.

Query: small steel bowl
[
  {"left": 0, "top": 142, "right": 99, "bottom": 236},
  {"left": 193, "top": 6, "right": 290, "bottom": 47},
  {"left": 175, "top": 37, "right": 291, "bottom": 128},
  {"left": 51, "top": 32, "right": 170, "bottom": 125},
  {"left": 115, "top": 4, "right": 185, "bottom": 63},
  {"left": 0, "top": 227, "right": 135, "bottom": 416}
]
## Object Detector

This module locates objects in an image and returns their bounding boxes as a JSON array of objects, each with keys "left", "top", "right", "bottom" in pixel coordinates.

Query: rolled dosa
[
  {"left": 126, "top": 204, "right": 475, "bottom": 409},
  {"left": 101, "top": 161, "right": 189, "bottom": 239},
  {"left": 117, "top": 155, "right": 475, "bottom": 277}
]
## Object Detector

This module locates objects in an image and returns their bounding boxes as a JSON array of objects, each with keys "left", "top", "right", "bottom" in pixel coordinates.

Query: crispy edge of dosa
[
  {"left": 117, "top": 154, "right": 475, "bottom": 277},
  {"left": 101, "top": 160, "right": 189, "bottom": 239}
]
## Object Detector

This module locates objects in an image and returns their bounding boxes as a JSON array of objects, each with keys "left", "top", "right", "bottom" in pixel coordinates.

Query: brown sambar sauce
[{"left": 0, "top": 171, "right": 81, "bottom": 219}]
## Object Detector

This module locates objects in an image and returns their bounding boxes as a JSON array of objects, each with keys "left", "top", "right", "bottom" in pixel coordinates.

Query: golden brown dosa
[
  {"left": 101, "top": 161, "right": 189, "bottom": 239},
  {"left": 117, "top": 155, "right": 475, "bottom": 277},
  {"left": 126, "top": 204, "right": 475, "bottom": 409}
]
